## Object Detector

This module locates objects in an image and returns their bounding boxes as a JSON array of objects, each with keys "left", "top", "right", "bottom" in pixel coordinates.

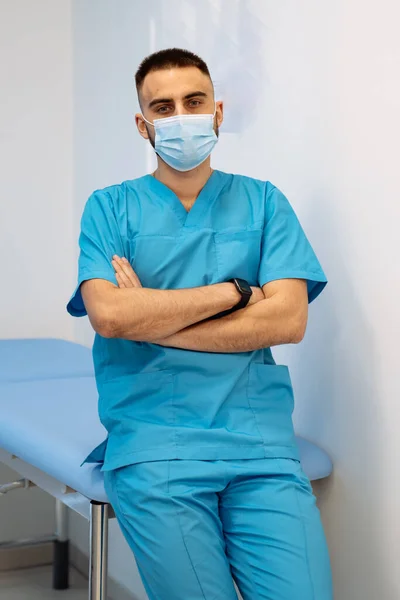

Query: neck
[{"left": 153, "top": 158, "right": 213, "bottom": 204}]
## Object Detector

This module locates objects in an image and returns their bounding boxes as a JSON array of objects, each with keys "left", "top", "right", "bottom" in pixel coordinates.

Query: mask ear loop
[
  {"left": 212, "top": 103, "right": 219, "bottom": 130},
  {"left": 141, "top": 115, "right": 154, "bottom": 127}
]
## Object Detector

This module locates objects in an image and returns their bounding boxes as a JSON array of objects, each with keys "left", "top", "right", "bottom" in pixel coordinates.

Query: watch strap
[
  {"left": 206, "top": 278, "right": 252, "bottom": 321},
  {"left": 228, "top": 278, "right": 252, "bottom": 310}
]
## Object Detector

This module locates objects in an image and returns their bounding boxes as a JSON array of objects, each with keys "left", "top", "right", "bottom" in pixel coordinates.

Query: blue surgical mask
[{"left": 142, "top": 109, "right": 218, "bottom": 172}]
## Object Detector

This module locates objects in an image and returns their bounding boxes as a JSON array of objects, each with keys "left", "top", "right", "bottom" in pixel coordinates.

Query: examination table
[{"left": 0, "top": 338, "right": 333, "bottom": 600}]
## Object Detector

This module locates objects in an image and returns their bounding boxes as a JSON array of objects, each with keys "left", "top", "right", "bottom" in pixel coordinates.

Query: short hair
[{"left": 135, "top": 48, "right": 212, "bottom": 96}]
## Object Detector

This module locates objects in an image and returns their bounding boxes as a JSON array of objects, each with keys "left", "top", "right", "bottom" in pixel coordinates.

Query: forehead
[{"left": 140, "top": 67, "right": 213, "bottom": 104}]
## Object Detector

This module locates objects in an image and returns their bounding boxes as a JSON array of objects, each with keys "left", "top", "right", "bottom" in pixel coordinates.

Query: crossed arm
[{"left": 81, "top": 255, "right": 308, "bottom": 353}]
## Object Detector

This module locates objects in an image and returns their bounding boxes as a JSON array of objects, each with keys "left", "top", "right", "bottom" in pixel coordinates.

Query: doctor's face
[{"left": 135, "top": 66, "right": 223, "bottom": 147}]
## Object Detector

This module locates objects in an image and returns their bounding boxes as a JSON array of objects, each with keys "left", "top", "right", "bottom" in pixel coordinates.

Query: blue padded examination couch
[{"left": 0, "top": 338, "right": 333, "bottom": 600}]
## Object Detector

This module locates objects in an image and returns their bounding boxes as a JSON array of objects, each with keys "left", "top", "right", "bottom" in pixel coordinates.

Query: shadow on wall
[
  {"left": 291, "top": 190, "right": 391, "bottom": 598},
  {"left": 148, "top": 0, "right": 266, "bottom": 133}
]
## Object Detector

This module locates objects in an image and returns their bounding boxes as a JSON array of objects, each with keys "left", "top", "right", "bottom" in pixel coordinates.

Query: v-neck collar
[{"left": 145, "top": 169, "right": 225, "bottom": 229}]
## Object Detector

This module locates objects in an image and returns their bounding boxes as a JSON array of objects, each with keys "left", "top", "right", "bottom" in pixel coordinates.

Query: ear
[
  {"left": 215, "top": 100, "right": 224, "bottom": 128},
  {"left": 135, "top": 113, "right": 150, "bottom": 140}
]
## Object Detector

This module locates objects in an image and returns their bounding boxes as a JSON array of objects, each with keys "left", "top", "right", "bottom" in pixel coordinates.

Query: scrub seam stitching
[
  {"left": 109, "top": 470, "right": 125, "bottom": 519},
  {"left": 213, "top": 233, "right": 223, "bottom": 279},
  {"left": 168, "top": 481, "right": 208, "bottom": 599},
  {"left": 293, "top": 479, "right": 316, "bottom": 600},
  {"left": 245, "top": 364, "right": 267, "bottom": 446},
  {"left": 226, "top": 535, "right": 263, "bottom": 600},
  {"left": 171, "top": 373, "right": 178, "bottom": 448}
]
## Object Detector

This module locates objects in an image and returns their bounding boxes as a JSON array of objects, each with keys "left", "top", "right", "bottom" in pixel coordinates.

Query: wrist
[{"left": 226, "top": 281, "right": 242, "bottom": 308}]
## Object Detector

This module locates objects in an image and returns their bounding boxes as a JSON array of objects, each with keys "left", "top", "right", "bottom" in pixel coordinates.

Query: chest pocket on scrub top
[{"left": 214, "top": 228, "right": 263, "bottom": 286}]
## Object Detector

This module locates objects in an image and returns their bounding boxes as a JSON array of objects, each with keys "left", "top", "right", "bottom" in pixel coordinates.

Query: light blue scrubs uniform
[{"left": 67, "top": 170, "right": 332, "bottom": 599}]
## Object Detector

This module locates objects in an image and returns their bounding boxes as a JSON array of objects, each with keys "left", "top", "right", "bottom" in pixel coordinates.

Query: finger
[
  {"left": 116, "top": 257, "right": 136, "bottom": 287},
  {"left": 115, "top": 272, "right": 126, "bottom": 288},
  {"left": 113, "top": 255, "right": 140, "bottom": 287},
  {"left": 121, "top": 257, "right": 143, "bottom": 287},
  {"left": 112, "top": 259, "right": 133, "bottom": 288},
  {"left": 112, "top": 255, "right": 142, "bottom": 287}
]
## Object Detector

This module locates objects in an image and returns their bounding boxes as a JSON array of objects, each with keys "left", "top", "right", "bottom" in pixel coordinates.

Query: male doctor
[{"left": 67, "top": 48, "right": 333, "bottom": 599}]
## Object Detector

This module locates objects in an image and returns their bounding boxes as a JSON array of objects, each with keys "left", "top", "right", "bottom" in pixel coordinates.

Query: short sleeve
[
  {"left": 67, "top": 191, "right": 125, "bottom": 317},
  {"left": 258, "top": 185, "right": 328, "bottom": 304}
]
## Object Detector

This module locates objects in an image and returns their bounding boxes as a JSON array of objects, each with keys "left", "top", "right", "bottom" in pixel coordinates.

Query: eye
[
  {"left": 188, "top": 100, "right": 202, "bottom": 107},
  {"left": 157, "top": 105, "right": 172, "bottom": 114}
]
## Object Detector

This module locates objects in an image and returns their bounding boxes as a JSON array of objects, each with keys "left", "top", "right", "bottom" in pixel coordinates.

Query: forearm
[
  {"left": 105, "top": 283, "right": 239, "bottom": 341},
  {"left": 148, "top": 295, "right": 302, "bottom": 353}
]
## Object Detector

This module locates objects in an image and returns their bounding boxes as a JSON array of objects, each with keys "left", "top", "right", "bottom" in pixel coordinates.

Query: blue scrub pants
[{"left": 104, "top": 457, "right": 333, "bottom": 599}]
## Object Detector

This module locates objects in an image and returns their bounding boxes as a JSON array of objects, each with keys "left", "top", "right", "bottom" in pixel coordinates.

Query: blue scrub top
[{"left": 67, "top": 170, "right": 327, "bottom": 471}]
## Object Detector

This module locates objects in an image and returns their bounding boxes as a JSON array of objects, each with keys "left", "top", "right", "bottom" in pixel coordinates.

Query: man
[{"left": 67, "top": 48, "right": 333, "bottom": 600}]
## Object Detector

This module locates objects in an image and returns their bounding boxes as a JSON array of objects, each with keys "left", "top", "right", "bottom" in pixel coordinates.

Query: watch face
[{"left": 235, "top": 278, "right": 252, "bottom": 295}]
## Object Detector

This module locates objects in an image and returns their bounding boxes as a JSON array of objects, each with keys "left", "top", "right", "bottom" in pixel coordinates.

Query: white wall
[
  {"left": 149, "top": 3, "right": 400, "bottom": 598},
  {"left": 0, "top": 0, "right": 74, "bottom": 340},
  {"left": 71, "top": 2, "right": 400, "bottom": 599},
  {"left": 71, "top": 2, "right": 151, "bottom": 597},
  {"left": 0, "top": 0, "right": 73, "bottom": 542},
  {"left": 3, "top": 0, "right": 397, "bottom": 598}
]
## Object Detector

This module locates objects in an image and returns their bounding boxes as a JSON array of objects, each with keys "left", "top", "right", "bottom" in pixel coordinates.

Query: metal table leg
[
  {"left": 53, "top": 498, "right": 69, "bottom": 589},
  {"left": 89, "top": 501, "right": 109, "bottom": 600}
]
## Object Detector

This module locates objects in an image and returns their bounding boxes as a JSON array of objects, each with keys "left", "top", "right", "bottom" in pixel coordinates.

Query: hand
[
  {"left": 248, "top": 286, "right": 265, "bottom": 306},
  {"left": 111, "top": 255, "right": 142, "bottom": 288},
  {"left": 112, "top": 255, "right": 168, "bottom": 346}
]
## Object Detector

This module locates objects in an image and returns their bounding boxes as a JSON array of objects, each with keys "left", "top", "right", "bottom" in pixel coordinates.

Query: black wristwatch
[{"left": 207, "top": 278, "right": 253, "bottom": 321}]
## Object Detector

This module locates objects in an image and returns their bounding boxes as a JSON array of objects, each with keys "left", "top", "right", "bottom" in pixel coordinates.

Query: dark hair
[{"left": 135, "top": 48, "right": 212, "bottom": 94}]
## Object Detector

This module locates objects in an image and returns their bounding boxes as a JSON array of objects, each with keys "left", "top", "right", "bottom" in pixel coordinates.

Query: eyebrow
[{"left": 148, "top": 91, "right": 208, "bottom": 109}]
